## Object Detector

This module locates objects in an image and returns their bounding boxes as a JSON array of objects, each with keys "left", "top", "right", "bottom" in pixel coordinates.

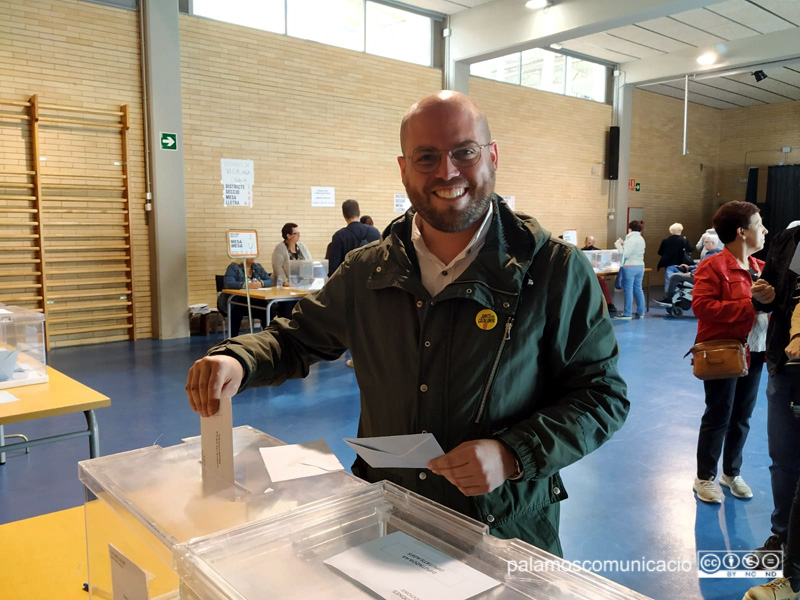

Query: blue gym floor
[{"left": 0, "top": 295, "right": 776, "bottom": 600}]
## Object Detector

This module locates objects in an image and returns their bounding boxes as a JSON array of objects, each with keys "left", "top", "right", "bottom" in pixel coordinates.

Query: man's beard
[{"left": 404, "top": 170, "right": 495, "bottom": 233}]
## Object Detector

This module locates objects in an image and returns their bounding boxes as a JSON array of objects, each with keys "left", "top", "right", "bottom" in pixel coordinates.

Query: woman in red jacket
[{"left": 691, "top": 201, "right": 772, "bottom": 504}]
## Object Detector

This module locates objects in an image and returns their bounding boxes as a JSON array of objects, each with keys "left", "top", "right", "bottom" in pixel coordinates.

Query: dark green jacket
[{"left": 208, "top": 196, "right": 629, "bottom": 556}]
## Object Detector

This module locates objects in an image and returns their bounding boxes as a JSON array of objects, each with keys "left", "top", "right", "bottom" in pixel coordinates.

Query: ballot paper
[
  {"left": 324, "top": 531, "right": 500, "bottom": 600},
  {"left": 0, "top": 391, "right": 20, "bottom": 404},
  {"left": 344, "top": 433, "right": 444, "bottom": 469},
  {"left": 200, "top": 396, "right": 234, "bottom": 484},
  {"left": 108, "top": 544, "right": 149, "bottom": 600},
  {"left": 259, "top": 439, "right": 344, "bottom": 482}
]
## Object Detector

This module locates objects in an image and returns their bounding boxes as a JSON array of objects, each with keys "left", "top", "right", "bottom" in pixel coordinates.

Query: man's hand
[
  {"left": 751, "top": 279, "right": 776, "bottom": 304},
  {"left": 786, "top": 337, "right": 800, "bottom": 359},
  {"left": 186, "top": 355, "right": 244, "bottom": 417},
  {"left": 427, "top": 440, "right": 518, "bottom": 496}
]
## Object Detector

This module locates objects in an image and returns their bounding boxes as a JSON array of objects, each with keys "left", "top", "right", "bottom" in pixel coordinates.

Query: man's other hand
[
  {"left": 751, "top": 279, "right": 776, "bottom": 304},
  {"left": 186, "top": 355, "right": 244, "bottom": 417},
  {"left": 786, "top": 337, "right": 800, "bottom": 360},
  {"left": 427, "top": 439, "right": 518, "bottom": 496}
]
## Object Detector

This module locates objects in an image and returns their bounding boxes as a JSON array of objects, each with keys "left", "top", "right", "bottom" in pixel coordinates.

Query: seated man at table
[{"left": 217, "top": 258, "right": 273, "bottom": 337}]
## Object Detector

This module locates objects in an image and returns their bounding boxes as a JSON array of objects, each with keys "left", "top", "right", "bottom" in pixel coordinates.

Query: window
[
  {"left": 287, "top": 0, "right": 364, "bottom": 52},
  {"left": 193, "top": 0, "right": 285, "bottom": 35},
  {"left": 471, "top": 48, "right": 608, "bottom": 104},
  {"left": 566, "top": 56, "right": 607, "bottom": 103},
  {"left": 521, "top": 49, "right": 565, "bottom": 94},
  {"left": 366, "top": 2, "right": 431, "bottom": 67},
  {"left": 192, "top": 0, "right": 435, "bottom": 67},
  {"left": 470, "top": 55, "right": 521, "bottom": 85}
]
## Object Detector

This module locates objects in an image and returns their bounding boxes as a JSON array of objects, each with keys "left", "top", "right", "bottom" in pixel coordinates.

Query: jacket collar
[
  {"left": 367, "top": 195, "right": 549, "bottom": 297},
  {"left": 719, "top": 246, "right": 761, "bottom": 275}
]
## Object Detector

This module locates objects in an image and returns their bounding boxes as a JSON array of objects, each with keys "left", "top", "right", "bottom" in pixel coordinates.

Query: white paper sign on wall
[
  {"left": 501, "top": 195, "right": 516, "bottom": 210},
  {"left": 223, "top": 183, "right": 253, "bottom": 207},
  {"left": 311, "top": 186, "right": 336, "bottom": 207},
  {"left": 221, "top": 159, "right": 254, "bottom": 207},
  {"left": 220, "top": 158, "right": 254, "bottom": 185},
  {"left": 394, "top": 193, "right": 411, "bottom": 213}
]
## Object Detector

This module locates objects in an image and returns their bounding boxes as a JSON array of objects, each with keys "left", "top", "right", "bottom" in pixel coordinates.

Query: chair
[
  {"left": 216, "top": 274, "right": 264, "bottom": 336},
  {"left": 215, "top": 275, "right": 228, "bottom": 334}
]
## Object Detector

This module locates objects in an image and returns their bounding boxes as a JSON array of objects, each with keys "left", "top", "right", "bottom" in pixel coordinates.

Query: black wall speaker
[{"left": 607, "top": 126, "right": 620, "bottom": 180}]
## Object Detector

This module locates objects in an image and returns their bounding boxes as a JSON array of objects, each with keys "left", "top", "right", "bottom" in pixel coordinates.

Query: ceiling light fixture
[
  {"left": 753, "top": 70, "right": 768, "bottom": 82},
  {"left": 525, "top": 0, "right": 551, "bottom": 9},
  {"left": 550, "top": 43, "right": 563, "bottom": 50},
  {"left": 696, "top": 52, "right": 716, "bottom": 66}
]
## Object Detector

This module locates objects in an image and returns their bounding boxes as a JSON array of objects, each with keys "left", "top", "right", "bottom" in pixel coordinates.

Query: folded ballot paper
[
  {"left": 259, "top": 439, "right": 344, "bottom": 482},
  {"left": 344, "top": 433, "right": 445, "bottom": 469},
  {"left": 324, "top": 530, "right": 500, "bottom": 600}
]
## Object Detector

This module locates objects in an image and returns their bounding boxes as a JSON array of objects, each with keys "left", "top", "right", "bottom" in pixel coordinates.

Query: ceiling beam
[
  {"left": 448, "top": 0, "right": 720, "bottom": 64},
  {"left": 622, "top": 28, "right": 800, "bottom": 86}
]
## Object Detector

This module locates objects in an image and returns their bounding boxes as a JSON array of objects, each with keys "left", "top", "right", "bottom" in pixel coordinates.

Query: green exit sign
[
  {"left": 635, "top": 183, "right": 641, "bottom": 192},
  {"left": 160, "top": 132, "right": 177, "bottom": 151}
]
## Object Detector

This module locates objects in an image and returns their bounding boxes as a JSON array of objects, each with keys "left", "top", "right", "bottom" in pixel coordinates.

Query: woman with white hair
[{"left": 657, "top": 222, "right": 695, "bottom": 293}]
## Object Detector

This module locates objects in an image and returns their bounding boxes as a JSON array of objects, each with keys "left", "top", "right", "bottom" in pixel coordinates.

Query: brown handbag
[{"left": 686, "top": 339, "right": 749, "bottom": 380}]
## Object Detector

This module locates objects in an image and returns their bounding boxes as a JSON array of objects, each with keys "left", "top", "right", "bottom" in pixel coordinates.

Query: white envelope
[
  {"left": 344, "top": 433, "right": 444, "bottom": 469},
  {"left": 790, "top": 240, "right": 800, "bottom": 275},
  {"left": 259, "top": 439, "right": 344, "bottom": 482}
]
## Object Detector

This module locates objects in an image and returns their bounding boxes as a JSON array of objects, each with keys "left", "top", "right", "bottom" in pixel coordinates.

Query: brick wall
[
  {"left": 0, "top": 0, "right": 151, "bottom": 344},
  {"left": 630, "top": 89, "right": 722, "bottom": 271},
  {"left": 180, "top": 14, "right": 441, "bottom": 306},
  {"left": 471, "top": 77, "right": 613, "bottom": 247}
]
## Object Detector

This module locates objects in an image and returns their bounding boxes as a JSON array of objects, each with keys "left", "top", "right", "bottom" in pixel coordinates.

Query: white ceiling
[
  {"left": 404, "top": 0, "right": 800, "bottom": 109},
  {"left": 559, "top": 0, "right": 800, "bottom": 108}
]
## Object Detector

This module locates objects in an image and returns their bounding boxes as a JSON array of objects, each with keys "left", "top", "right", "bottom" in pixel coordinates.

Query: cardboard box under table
[
  {"left": 78, "top": 425, "right": 364, "bottom": 600},
  {"left": 174, "top": 480, "right": 654, "bottom": 600}
]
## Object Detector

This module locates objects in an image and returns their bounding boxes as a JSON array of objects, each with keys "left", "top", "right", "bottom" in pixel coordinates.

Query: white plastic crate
[
  {"left": 78, "top": 425, "right": 364, "bottom": 600},
  {"left": 0, "top": 305, "right": 47, "bottom": 390},
  {"left": 175, "top": 480, "right": 653, "bottom": 600}
]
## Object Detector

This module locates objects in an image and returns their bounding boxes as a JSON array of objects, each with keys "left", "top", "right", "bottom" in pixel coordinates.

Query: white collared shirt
[{"left": 411, "top": 202, "right": 493, "bottom": 297}]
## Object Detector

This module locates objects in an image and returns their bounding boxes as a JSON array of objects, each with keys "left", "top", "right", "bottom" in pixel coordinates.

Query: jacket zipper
[{"left": 474, "top": 317, "right": 514, "bottom": 424}]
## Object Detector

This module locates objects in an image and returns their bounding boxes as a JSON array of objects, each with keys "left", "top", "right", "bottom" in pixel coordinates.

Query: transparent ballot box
[
  {"left": 582, "top": 250, "right": 622, "bottom": 273},
  {"left": 0, "top": 305, "right": 47, "bottom": 390},
  {"left": 289, "top": 259, "right": 328, "bottom": 289},
  {"left": 174, "top": 481, "right": 653, "bottom": 600},
  {"left": 78, "top": 425, "right": 364, "bottom": 600}
]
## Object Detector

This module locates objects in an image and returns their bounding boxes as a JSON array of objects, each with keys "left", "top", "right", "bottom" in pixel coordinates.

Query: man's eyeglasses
[{"left": 406, "top": 142, "right": 491, "bottom": 174}]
